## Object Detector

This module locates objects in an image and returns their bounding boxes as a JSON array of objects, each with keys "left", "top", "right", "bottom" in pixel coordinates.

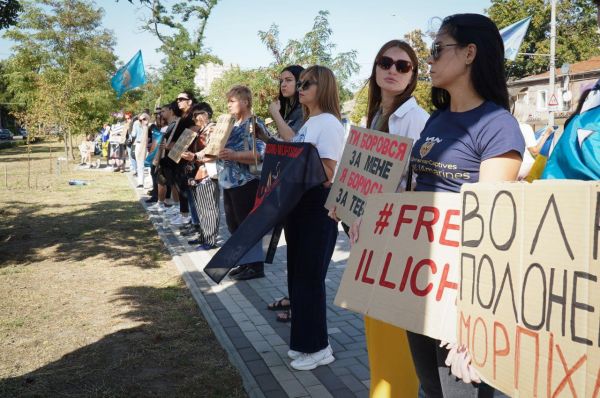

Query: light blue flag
[
  {"left": 111, "top": 50, "right": 147, "bottom": 98},
  {"left": 500, "top": 17, "right": 532, "bottom": 61}
]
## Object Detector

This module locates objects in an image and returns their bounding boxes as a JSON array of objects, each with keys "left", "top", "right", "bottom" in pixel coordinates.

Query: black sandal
[
  {"left": 276, "top": 309, "right": 291, "bottom": 323},
  {"left": 267, "top": 297, "right": 290, "bottom": 311}
]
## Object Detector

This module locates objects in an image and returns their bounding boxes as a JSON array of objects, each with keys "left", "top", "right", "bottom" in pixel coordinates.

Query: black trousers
[
  {"left": 406, "top": 332, "right": 499, "bottom": 398},
  {"left": 223, "top": 179, "right": 263, "bottom": 269},
  {"left": 285, "top": 185, "right": 338, "bottom": 353}
]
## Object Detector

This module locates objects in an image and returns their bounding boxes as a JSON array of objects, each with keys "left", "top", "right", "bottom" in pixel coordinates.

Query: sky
[{"left": 0, "top": 0, "right": 492, "bottom": 86}]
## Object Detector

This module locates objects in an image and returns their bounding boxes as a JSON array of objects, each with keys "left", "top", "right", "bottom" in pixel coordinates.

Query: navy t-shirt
[{"left": 410, "top": 101, "right": 525, "bottom": 193}]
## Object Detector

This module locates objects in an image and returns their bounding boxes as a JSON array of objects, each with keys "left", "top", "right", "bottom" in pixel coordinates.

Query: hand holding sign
[{"left": 325, "top": 126, "right": 413, "bottom": 225}]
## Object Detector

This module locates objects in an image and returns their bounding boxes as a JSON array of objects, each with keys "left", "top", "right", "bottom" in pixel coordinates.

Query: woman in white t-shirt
[{"left": 283, "top": 65, "right": 344, "bottom": 371}]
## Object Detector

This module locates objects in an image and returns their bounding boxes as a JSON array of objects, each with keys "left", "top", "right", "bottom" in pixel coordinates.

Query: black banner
[{"left": 204, "top": 140, "right": 327, "bottom": 283}]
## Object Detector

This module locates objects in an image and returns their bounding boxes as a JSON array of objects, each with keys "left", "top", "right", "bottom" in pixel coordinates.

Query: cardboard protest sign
[
  {"left": 458, "top": 181, "right": 600, "bottom": 397},
  {"left": 334, "top": 191, "right": 462, "bottom": 342},
  {"left": 204, "top": 141, "right": 326, "bottom": 283},
  {"left": 325, "top": 126, "right": 413, "bottom": 225},
  {"left": 203, "top": 114, "right": 235, "bottom": 156},
  {"left": 168, "top": 128, "right": 197, "bottom": 163}
]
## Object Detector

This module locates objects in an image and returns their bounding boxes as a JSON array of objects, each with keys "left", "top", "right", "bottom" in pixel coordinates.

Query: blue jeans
[{"left": 127, "top": 146, "right": 136, "bottom": 171}]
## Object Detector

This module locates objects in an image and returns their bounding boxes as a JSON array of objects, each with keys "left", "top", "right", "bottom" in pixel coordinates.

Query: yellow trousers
[{"left": 365, "top": 316, "right": 418, "bottom": 398}]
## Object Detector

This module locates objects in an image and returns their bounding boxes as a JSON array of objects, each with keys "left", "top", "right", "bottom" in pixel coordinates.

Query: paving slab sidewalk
[{"left": 130, "top": 177, "right": 370, "bottom": 398}]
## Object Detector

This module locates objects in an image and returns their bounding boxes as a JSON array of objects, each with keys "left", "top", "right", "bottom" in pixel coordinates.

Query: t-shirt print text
[{"left": 412, "top": 136, "right": 471, "bottom": 181}]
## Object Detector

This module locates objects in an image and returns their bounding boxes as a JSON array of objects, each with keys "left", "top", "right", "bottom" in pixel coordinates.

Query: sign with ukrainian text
[
  {"left": 334, "top": 191, "right": 461, "bottom": 342},
  {"left": 325, "top": 126, "right": 413, "bottom": 225},
  {"left": 458, "top": 180, "right": 600, "bottom": 397}
]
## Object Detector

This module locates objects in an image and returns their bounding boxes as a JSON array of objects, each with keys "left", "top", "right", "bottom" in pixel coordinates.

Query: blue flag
[
  {"left": 500, "top": 17, "right": 532, "bottom": 61},
  {"left": 111, "top": 50, "right": 147, "bottom": 98}
]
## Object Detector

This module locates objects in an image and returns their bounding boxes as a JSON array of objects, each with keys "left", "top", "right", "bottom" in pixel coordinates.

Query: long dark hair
[
  {"left": 431, "top": 14, "right": 509, "bottom": 111},
  {"left": 366, "top": 40, "right": 419, "bottom": 132},
  {"left": 278, "top": 65, "right": 304, "bottom": 119},
  {"left": 564, "top": 88, "right": 593, "bottom": 128}
]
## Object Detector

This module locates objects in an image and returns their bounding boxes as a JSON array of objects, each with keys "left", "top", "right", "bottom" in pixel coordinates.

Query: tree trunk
[{"left": 68, "top": 128, "right": 75, "bottom": 161}]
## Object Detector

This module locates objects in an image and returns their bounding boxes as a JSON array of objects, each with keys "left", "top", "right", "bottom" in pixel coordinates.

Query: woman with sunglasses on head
[
  {"left": 264, "top": 64, "right": 305, "bottom": 322},
  {"left": 345, "top": 39, "right": 429, "bottom": 398},
  {"left": 282, "top": 65, "right": 345, "bottom": 371},
  {"left": 219, "top": 85, "right": 267, "bottom": 281},
  {"left": 407, "top": 14, "right": 524, "bottom": 397}
]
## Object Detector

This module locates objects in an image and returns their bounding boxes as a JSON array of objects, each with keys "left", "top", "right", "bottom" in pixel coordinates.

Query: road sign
[{"left": 548, "top": 93, "right": 559, "bottom": 107}]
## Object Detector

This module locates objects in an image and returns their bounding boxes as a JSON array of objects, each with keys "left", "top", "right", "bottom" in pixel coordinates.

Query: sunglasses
[
  {"left": 296, "top": 80, "right": 317, "bottom": 91},
  {"left": 176, "top": 97, "right": 190, "bottom": 102},
  {"left": 430, "top": 43, "right": 460, "bottom": 60},
  {"left": 376, "top": 56, "right": 413, "bottom": 74},
  {"left": 193, "top": 112, "right": 208, "bottom": 118},
  {"left": 139, "top": 118, "right": 148, "bottom": 121}
]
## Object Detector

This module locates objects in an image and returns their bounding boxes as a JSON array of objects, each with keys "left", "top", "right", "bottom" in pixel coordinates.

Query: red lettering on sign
[
  {"left": 339, "top": 167, "right": 348, "bottom": 184},
  {"left": 493, "top": 322, "right": 510, "bottom": 381},
  {"left": 399, "top": 256, "right": 413, "bottom": 292},
  {"left": 553, "top": 344, "right": 587, "bottom": 398},
  {"left": 440, "top": 209, "right": 460, "bottom": 247},
  {"left": 515, "top": 326, "right": 539, "bottom": 396},
  {"left": 350, "top": 129, "right": 360, "bottom": 146},
  {"left": 436, "top": 263, "right": 458, "bottom": 301},
  {"left": 410, "top": 259, "right": 436, "bottom": 296},
  {"left": 379, "top": 252, "right": 396, "bottom": 289},
  {"left": 394, "top": 205, "right": 417, "bottom": 237},
  {"left": 459, "top": 311, "right": 471, "bottom": 349},
  {"left": 361, "top": 250, "right": 376, "bottom": 285},
  {"left": 413, "top": 206, "right": 440, "bottom": 242},
  {"left": 472, "top": 317, "right": 488, "bottom": 367}
]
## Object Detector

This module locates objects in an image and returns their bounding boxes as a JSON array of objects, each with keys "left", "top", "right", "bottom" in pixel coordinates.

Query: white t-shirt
[
  {"left": 293, "top": 113, "right": 345, "bottom": 162},
  {"left": 518, "top": 122, "right": 536, "bottom": 179}
]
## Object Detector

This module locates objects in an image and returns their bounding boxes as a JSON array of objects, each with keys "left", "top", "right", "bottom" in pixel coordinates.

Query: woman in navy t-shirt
[{"left": 407, "top": 14, "right": 525, "bottom": 397}]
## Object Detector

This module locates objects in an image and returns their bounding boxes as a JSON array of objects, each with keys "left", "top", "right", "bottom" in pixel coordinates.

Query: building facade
[
  {"left": 194, "top": 62, "right": 236, "bottom": 96},
  {"left": 509, "top": 56, "right": 600, "bottom": 130}
]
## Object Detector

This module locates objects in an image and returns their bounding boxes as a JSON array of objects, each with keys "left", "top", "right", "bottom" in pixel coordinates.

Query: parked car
[
  {"left": 17, "top": 128, "right": 27, "bottom": 137},
  {"left": 0, "top": 128, "right": 13, "bottom": 140}
]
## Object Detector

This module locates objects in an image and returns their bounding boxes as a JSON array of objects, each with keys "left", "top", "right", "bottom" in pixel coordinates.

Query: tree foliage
[
  {"left": 140, "top": 0, "right": 220, "bottom": 101},
  {"left": 488, "top": 0, "right": 600, "bottom": 79},
  {"left": 207, "top": 67, "right": 279, "bottom": 119},
  {"left": 258, "top": 10, "right": 360, "bottom": 102},
  {"left": 0, "top": 0, "right": 21, "bottom": 30},
  {"left": 1, "top": 0, "right": 117, "bottom": 157}
]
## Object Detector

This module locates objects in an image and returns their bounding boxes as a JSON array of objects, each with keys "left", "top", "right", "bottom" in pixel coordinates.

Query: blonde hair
[
  {"left": 226, "top": 85, "right": 252, "bottom": 109},
  {"left": 300, "top": 65, "right": 341, "bottom": 121}
]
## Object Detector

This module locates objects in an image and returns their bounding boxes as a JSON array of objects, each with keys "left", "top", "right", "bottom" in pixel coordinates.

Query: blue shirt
[
  {"left": 217, "top": 118, "right": 266, "bottom": 189},
  {"left": 410, "top": 101, "right": 525, "bottom": 193}
]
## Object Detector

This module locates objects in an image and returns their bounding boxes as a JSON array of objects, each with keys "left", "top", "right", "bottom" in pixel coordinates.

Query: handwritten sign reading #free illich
[
  {"left": 325, "top": 126, "right": 413, "bottom": 226},
  {"left": 458, "top": 181, "right": 600, "bottom": 398},
  {"left": 334, "top": 192, "right": 462, "bottom": 342}
]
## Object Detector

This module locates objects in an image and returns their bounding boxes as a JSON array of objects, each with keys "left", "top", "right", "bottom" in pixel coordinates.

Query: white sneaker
[
  {"left": 165, "top": 206, "right": 179, "bottom": 216},
  {"left": 171, "top": 215, "right": 190, "bottom": 226},
  {"left": 147, "top": 202, "right": 165, "bottom": 212},
  {"left": 288, "top": 349, "right": 302, "bottom": 360},
  {"left": 290, "top": 345, "right": 334, "bottom": 371}
]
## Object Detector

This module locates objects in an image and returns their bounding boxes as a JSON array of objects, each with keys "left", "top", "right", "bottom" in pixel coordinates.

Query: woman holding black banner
[
  {"left": 283, "top": 65, "right": 345, "bottom": 371},
  {"left": 219, "top": 85, "right": 267, "bottom": 281},
  {"left": 344, "top": 39, "right": 430, "bottom": 397},
  {"left": 265, "top": 64, "right": 305, "bottom": 322},
  {"left": 405, "top": 14, "right": 524, "bottom": 397}
]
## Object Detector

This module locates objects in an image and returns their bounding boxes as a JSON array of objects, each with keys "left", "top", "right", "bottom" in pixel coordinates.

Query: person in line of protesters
[
  {"left": 101, "top": 122, "right": 111, "bottom": 161},
  {"left": 126, "top": 112, "right": 137, "bottom": 175},
  {"left": 406, "top": 14, "right": 524, "bottom": 397},
  {"left": 148, "top": 102, "right": 180, "bottom": 213},
  {"left": 264, "top": 64, "right": 305, "bottom": 322},
  {"left": 180, "top": 104, "right": 220, "bottom": 250},
  {"left": 145, "top": 107, "right": 163, "bottom": 204},
  {"left": 282, "top": 65, "right": 345, "bottom": 371},
  {"left": 108, "top": 118, "right": 128, "bottom": 172},
  {"left": 177, "top": 102, "right": 214, "bottom": 240},
  {"left": 160, "top": 91, "right": 196, "bottom": 226},
  {"left": 135, "top": 112, "right": 151, "bottom": 188},
  {"left": 218, "top": 85, "right": 266, "bottom": 281},
  {"left": 79, "top": 133, "right": 95, "bottom": 167},
  {"left": 342, "top": 39, "right": 430, "bottom": 397}
]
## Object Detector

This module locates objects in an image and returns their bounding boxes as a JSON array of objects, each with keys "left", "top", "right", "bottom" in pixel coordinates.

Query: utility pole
[{"left": 548, "top": 0, "right": 557, "bottom": 126}]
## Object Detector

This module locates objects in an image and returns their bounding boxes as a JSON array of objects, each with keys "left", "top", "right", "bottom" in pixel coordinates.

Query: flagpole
[{"left": 548, "top": 0, "right": 557, "bottom": 126}]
